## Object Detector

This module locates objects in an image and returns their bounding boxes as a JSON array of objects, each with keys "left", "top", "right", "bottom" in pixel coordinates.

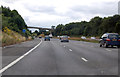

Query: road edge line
[{"left": 0, "top": 39, "right": 42, "bottom": 74}]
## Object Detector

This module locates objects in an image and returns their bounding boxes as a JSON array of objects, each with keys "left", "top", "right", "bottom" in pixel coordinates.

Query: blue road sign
[{"left": 22, "top": 29, "right": 26, "bottom": 33}]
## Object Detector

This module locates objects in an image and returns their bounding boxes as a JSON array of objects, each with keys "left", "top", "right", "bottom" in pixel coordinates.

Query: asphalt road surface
[
  {"left": 2, "top": 39, "right": 40, "bottom": 68},
  {"left": 2, "top": 38, "right": 119, "bottom": 75}
]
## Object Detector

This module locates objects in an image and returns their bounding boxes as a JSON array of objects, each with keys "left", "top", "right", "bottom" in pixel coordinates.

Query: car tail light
[
  {"left": 106, "top": 39, "right": 111, "bottom": 41},
  {"left": 118, "top": 39, "right": 120, "bottom": 41}
]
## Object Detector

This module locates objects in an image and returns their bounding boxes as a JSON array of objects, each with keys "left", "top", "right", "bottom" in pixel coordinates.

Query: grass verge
[
  {"left": 1, "top": 27, "right": 32, "bottom": 47},
  {"left": 69, "top": 37, "right": 99, "bottom": 43}
]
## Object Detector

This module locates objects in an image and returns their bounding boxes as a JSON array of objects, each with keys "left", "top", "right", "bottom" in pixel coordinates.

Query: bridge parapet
[{"left": 27, "top": 26, "right": 51, "bottom": 30}]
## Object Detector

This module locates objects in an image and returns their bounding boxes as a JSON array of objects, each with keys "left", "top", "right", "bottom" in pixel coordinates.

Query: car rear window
[
  {"left": 45, "top": 36, "right": 49, "bottom": 38},
  {"left": 119, "top": 35, "right": 120, "bottom": 38},
  {"left": 63, "top": 36, "right": 68, "bottom": 38},
  {"left": 108, "top": 34, "right": 119, "bottom": 38}
]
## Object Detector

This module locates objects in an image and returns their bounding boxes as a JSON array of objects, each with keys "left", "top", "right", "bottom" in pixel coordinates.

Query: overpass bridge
[{"left": 27, "top": 26, "right": 51, "bottom": 30}]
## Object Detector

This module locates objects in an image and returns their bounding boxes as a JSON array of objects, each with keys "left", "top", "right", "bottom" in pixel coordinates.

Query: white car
[
  {"left": 81, "top": 36, "right": 86, "bottom": 39},
  {"left": 49, "top": 34, "right": 53, "bottom": 38},
  {"left": 91, "top": 37, "right": 96, "bottom": 40}
]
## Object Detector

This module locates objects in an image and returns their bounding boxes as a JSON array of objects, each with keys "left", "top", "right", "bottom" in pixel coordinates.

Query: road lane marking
[
  {"left": 81, "top": 57, "right": 88, "bottom": 62},
  {"left": 69, "top": 49, "right": 72, "bottom": 51},
  {"left": 64, "top": 46, "right": 66, "bottom": 47},
  {"left": 101, "top": 71, "right": 104, "bottom": 74},
  {"left": 106, "top": 49, "right": 112, "bottom": 51},
  {"left": 0, "top": 40, "right": 42, "bottom": 74}
]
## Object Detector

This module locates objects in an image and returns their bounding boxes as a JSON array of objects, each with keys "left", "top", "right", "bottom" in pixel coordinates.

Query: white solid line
[
  {"left": 81, "top": 57, "right": 88, "bottom": 62},
  {"left": 0, "top": 40, "right": 42, "bottom": 74},
  {"left": 106, "top": 49, "right": 112, "bottom": 51},
  {"left": 69, "top": 49, "right": 72, "bottom": 51}
]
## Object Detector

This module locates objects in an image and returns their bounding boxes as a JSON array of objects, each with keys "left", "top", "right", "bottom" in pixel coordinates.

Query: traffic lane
[
  {"left": 51, "top": 40, "right": 105, "bottom": 75},
  {"left": 51, "top": 38, "right": 118, "bottom": 66},
  {"left": 3, "top": 39, "right": 89, "bottom": 75},
  {"left": 2, "top": 39, "right": 41, "bottom": 56},
  {"left": 3, "top": 40, "right": 58, "bottom": 75},
  {"left": 3, "top": 39, "right": 103, "bottom": 75},
  {"left": 3, "top": 38, "right": 118, "bottom": 75},
  {"left": 58, "top": 40, "right": 118, "bottom": 75},
  {"left": 53, "top": 38, "right": 118, "bottom": 53},
  {"left": 47, "top": 38, "right": 118, "bottom": 75},
  {"left": 70, "top": 40, "right": 119, "bottom": 51},
  {"left": 2, "top": 39, "right": 41, "bottom": 68},
  {"left": 69, "top": 40, "right": 118, "bottom": 59}
]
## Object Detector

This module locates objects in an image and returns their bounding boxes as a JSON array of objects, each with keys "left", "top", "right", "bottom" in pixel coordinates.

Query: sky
[{"left": 0, "top": 0, "right": 119, "bottom": 31}]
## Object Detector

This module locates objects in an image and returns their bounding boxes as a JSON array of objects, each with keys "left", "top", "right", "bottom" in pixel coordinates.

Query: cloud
[
  {"left": 1, "top": 0, "right": 20, "bottom": 3},
  {"left": 25, "top": 5, "right": 55, "bottom": 14},
  {"left": 0, "top": 0, "right": 119, "bottom": 29},
  {"left": 71, "top": 1, "right": 118, "bottom": 15}
]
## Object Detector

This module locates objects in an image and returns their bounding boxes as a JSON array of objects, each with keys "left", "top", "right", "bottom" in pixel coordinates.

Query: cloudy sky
[{"left": 0, "top": 0, "right": 119, "bottom": 29}]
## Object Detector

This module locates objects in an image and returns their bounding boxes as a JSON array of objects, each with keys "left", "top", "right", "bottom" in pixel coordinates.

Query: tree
[
  {"left": 54, "top": 14, "right": 120, "bottom": 36},
  {"left": 1, "top": 6, "right": 31, "bottom": 37}
]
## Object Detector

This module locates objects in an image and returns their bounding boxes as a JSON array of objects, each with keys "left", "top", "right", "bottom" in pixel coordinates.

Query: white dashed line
[
  {"left": 69, "top": 49, "right": 72, "bottom": 51},
  {"left": 106, "top": 49, "right": 112, "bottom": 51},
  {"left": 0, "top": 40, "right": 42, "bottom": 74},
  {"left": 101, "top": 71, "right": 104, "bottom": 74},
  {"left": 63, "top": 46, "right": 66, "bottom": 47},
  {"left": 81, "top": 57, "right": 88, "bottom": 62}
]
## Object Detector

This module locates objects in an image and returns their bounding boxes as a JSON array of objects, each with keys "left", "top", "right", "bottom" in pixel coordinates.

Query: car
[
  {"left": 91, "top": 37, "right": 96, "bottom": 40},
  {"left": 44, "top": 36, "right": 50, "bottom": 41},
  {"left": 61, "top": 36, "right": 69, "bottom": 42},
  {"left": 49, "top": 34, "right": 53, "bottom": 38},
  {"left": 99, "top": 33, "right": 120, "bottom": 48},
  {"left": 39, "top": 36, "right": 42, "bottom": 38},
  {"left": 59, "top": 36, "right": 63, "bottom": 40},
  {"left": 81, "top": 36, "right": 86, "bottom": 39}
]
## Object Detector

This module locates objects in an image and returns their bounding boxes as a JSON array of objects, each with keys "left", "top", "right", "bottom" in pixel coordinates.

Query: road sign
[{"left": 22, "top": 29, "right": 26, "bottom": 33}]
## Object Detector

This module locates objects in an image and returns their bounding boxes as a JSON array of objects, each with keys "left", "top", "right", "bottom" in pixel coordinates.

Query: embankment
[{"left": 1, "top": 27, "right": 32, "bottom": 46}]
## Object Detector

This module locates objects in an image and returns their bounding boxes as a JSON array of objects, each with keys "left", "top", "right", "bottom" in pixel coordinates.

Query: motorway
[{"left": 1, "top": 38, "right": 119, "bottom": 75}]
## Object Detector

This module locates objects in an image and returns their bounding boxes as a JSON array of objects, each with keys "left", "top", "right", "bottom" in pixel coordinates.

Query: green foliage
[
  {"left": 1, "top": 6, "right": 31, "bottom": 37},
  {"left": 55, "top": 15, "right": 120, "bottom": 36}
]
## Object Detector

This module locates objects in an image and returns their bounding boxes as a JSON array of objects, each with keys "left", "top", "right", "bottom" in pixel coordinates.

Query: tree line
[
  {"left": 1, "top": 6, "right": 120, "bottom": 37},
  {"left": 55, "top": 15, "right": 120, "bottom": 37},
  {"left": 1, "top": 6, "right": 31, "bottom": 37}
]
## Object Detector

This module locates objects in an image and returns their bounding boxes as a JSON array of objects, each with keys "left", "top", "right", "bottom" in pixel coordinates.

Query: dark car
[
  {"left": 61, "top": 36, "right": 69, "bottom": 42},
  {"left": 39, "top": 36, "right": 42, "bottom": 38},
  {"left": 99, "top": 33, "right": 120, "bottom": 48},
  {"left": 44, "top": 36, "right": 50, "bottom": 41}
]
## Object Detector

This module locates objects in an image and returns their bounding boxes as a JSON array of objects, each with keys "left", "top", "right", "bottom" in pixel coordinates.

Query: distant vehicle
[
  {"left": 91, "top": 37, "right": 96, "bottom": 40},
  {"left": 68, "top": 36, "right": 70, "bottom": 39},
  {"left": 81, "top": 36, "right": 86, "bottom": 39},
  {"left": 59, "top": 36, "right": 63, "bottom": 40},
  {"left": 49, "top": 34, "right": 53, "bottom": 38},
  {"left": 99, "top": 33, "right": 120, "bottom": 48},
  {"left": 61, "top": 36, "right": 69, "bottom": 42},
  {"left": 44, "top": 36, "right": 50, "bottom": 41},
  {"left": 39, "top": 36, "right": 42, "bottom": 38}
]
